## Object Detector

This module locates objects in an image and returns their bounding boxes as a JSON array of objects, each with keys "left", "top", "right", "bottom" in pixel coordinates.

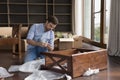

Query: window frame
[{"left": 90, "top": 0, "right": 106, "bottom": 45}]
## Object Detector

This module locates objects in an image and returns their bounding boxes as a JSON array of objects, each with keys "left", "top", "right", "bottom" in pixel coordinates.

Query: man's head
[
  {"left": 45, "top": 16, "right": 59, "bottom": 31},
  {"left": 47, "top": 16, "right": 59, "bottom": 25}
]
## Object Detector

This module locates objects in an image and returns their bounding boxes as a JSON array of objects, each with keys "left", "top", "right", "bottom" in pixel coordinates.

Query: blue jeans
[{"left": 24, "top": 46, "right": 48, "bottom": 62}]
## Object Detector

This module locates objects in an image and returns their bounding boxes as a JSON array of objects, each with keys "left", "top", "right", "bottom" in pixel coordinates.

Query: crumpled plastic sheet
[
  {"left": 8, "top": 65, "right": 21, "bottom": 72},
  {"left": 7, "top": 59, "right": 72, "bottom": 80},
  {"left": 8, "top": 59, "right": 45, "bottom": 73},
  {"left": 83, "top": 68, "right": 99, "bottom": 76},
  {"left": 0, "top": 67, "right": 13, "bottom": 78},
  {"left": 19, "top": 59, "right": 45, "bottom": 72},
  {"left": 24, "top": 70, "right": 71, "bottom": 80}
]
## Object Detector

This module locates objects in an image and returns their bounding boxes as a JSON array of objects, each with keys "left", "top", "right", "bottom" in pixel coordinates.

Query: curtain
[
  {"left": 108, "top": 0, "right": 120, "bottom": 56},
  {"left": 72, "top": 0, "right": 83, "bottom": 35}
]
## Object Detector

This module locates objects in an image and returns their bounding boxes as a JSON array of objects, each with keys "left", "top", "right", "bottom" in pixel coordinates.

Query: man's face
[{"left": 45, "top": 22, "right": 56, "bottom": 31}]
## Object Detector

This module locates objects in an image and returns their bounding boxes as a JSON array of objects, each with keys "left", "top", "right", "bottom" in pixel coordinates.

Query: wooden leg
[
  {"left": 12, "top": 45, "right": 15, "bottom": 53},
  {"left": 18, "top": 39, "right": 22, "bottom": 61},
  {"left": 12, "top": 45, "right": 16, "bottom": 58}
]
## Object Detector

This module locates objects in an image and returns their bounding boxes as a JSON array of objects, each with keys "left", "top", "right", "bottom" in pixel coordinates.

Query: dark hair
[{"left": 47, "top": 16, "right": 59, "bottom": 25}]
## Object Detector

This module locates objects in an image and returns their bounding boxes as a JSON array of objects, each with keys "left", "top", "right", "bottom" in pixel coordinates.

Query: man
[{"left": 24, "top": 16, "right": 59, "bottom": 62}]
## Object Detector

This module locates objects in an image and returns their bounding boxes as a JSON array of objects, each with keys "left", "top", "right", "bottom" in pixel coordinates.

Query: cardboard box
[
  {"left": 73, "top": 36, "right": 83, "bottom": 48},
  {"left": 58, "top": 38, "right": 74, "bottom": 50}
]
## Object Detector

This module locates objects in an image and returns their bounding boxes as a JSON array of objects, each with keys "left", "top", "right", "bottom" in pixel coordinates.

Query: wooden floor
[{"left": 0, "top": 50, "right": 120, "bottom": 80}]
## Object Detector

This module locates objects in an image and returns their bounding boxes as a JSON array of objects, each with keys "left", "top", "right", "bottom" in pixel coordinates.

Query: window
[{"left": 83, "top": 0, "right": 111, "bottom": 44}]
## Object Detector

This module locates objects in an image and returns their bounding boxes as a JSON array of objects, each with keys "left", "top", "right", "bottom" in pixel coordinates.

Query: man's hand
[
  {"left": 46, "top": 43, "right": 54, "bottom": 51},
  {"left": 40, "top": 42, "right": 48, "bottom": 47},
  {"left": 39, "top": 42, "right": 53, "bottom": 51}
]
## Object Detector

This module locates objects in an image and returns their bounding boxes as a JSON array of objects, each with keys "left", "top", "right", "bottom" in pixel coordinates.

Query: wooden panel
[
  {"left": 0, "top": 38, "right": 18, "bottom": 46},
  {"left": 82, "top": 36, "right": 106, "bottom": 48},
  {"left": 72, "top": 49, "right": 107, "bottom": 78}
]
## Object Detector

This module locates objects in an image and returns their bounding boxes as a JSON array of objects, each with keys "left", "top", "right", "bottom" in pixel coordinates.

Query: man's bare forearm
[
  {"left": 27, "top": 39, "right": 42, "bottom": 46},
  {"left": 27, "top": 39, "right": 53, "bottom": 50}
]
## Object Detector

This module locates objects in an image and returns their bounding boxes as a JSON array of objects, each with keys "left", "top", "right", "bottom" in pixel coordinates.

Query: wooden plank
[
  {"left": 0, "top": 38, "right": 18, "bottom": 45},
  {"left": 72, "top": 49, "right": 107, "bottom": 78},
  {"left": 82, "top": 36, "right": 106, "bottom": 48}
]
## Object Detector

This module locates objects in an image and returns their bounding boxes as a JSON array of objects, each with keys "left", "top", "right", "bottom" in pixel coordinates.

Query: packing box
[
  {"left": 55, "top": 38, "right": 74, "bottom": 50},
  {"left": 73, "top": 36, "right": 83, "bottom": 48}
]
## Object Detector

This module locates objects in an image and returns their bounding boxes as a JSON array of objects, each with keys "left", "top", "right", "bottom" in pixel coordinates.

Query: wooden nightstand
[{"left": 0, "top": 24, "right": 22, "bottom": 61}]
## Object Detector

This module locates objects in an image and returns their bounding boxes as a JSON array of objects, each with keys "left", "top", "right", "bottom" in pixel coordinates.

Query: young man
[{"left": 24, "top": 16, "right": 59, "bottom": 62}]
